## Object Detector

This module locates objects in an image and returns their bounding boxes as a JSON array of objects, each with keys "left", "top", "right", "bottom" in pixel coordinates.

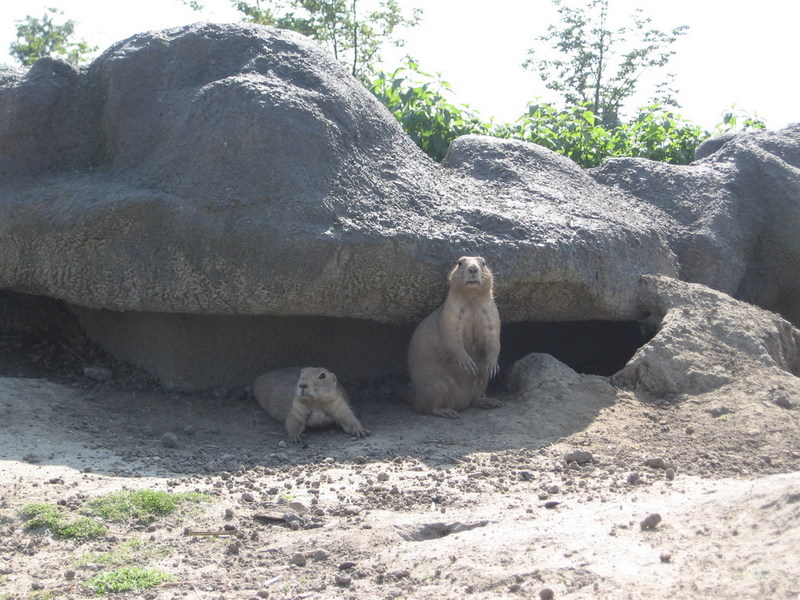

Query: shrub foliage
[{"left": 369, "top": 60, "right": 766, "bottom": 167}]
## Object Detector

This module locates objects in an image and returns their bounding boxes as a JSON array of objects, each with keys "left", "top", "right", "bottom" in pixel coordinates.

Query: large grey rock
[
  {"left": 591, "top": 125, "right": 800, "bottom": 324},
  {"left": 618, "top": 275, "right": 800, "bottom": 396},
  {"left": 0, "top": 22, "right": 798, "bottom": 389},
  {"left": 0, "top": 23, "right": 675, "bottom": 326}
]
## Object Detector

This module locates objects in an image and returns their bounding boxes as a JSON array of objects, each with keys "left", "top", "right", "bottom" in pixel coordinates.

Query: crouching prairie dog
[
  {"left": 253, "top": 367, "right": 370, "bottom": 442},
  {"left": 408, "top": 256, "right": 502, "bottom": 418}
]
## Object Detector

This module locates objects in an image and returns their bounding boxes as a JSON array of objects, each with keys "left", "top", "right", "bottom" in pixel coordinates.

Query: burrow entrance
[{"left": 1, "top": 291, "right": 655, "bottom": 390}]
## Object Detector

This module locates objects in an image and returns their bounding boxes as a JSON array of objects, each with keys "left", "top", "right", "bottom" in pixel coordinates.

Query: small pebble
[
  {"left": 377, "top": 472, "right": 390, "bottom": 482},
  {"left": 563, "top": 450, "right": 593, "bottom": 465},
  {"left": 665, "top": 468, "right": 675, "bottom": 480},
  {"left": 241, "top": 492, "right": 255, "bottom": 502},
  {"left": 644, "top": 457, "right": 667, "bottom": 469},
  {"left": 161, "top": 432, "right": 178, "bottom": 448},
  {"left": 539, "top": 588, "right": 555, "bottom": 600},
  {"left": 640, "top": 513, "right": 662, "bottom": 530},
  {"left": 339, "top": 561, "right": 356, "bottom": 570},
  {"left": 335, "top": 575, "right": 352, "bottom": 587},
  {"left": 289, "top": 553, "right": 306, "bottom": 566},
  {"left": 660, "top": 552, "right": 672, "bottom": 563}
]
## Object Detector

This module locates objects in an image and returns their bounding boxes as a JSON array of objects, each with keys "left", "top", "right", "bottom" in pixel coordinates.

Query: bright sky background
[{"left": 1, "top": 0, "right": 798, "bottom": 130}]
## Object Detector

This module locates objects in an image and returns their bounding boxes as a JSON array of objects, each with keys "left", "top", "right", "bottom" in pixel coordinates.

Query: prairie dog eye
[
  {"left": 479, "top": 258, "right": 486, "bottom": 267},
  {"left": 457, "top": 257, "right": 466, "bottom": 266},
  {"left": 318, "top": 372, "right": 326, "bottom": 379}
]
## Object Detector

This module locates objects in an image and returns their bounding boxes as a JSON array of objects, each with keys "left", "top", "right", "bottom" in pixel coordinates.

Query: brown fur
[
  {"left": 252, "top": 367, "right": 370, "bottom": 442},
  {"left": 407, "top": 256, "right": 502, "bottom": 418}
]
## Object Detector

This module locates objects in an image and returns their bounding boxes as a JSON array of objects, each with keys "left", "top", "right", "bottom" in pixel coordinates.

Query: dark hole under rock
[{"left": 1, "top": 290, "right": 654, "bottom": 390}]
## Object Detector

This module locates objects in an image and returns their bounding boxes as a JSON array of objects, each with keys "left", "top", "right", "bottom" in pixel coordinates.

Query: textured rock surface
[
  {"left": 0, "top": 22, "right": 799, "bottom": 388},
  {"left": 618, "top": 275, "right": 800, "bottom": 396},
  {"left": 0, "top": 23, "right": 675, "bottom": 326}
]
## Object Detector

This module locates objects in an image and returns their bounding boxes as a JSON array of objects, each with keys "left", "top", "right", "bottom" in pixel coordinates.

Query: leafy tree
[
  {"left": 10, "top": 7, "right": 97, "bottom": 67},
  {"left": 190, "top": 0, "right": 421, "bottom": 81},
  {"left": 524, "top": 0, "right": 688, "bottom": 127}
]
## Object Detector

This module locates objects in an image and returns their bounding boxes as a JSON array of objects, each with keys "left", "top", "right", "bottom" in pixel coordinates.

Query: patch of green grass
[
  {"left": 83, "top": 567, "right": 172, "bottom": 595},
  {"left": 76, "top": 538, "right": 173, "bottom": 568},
  {"left": 19, "top": 504, "right": 62, "bottom": 530},
  {"left": 84, "top": 490, "right": 211, "bottom": 524},
  {"left": 19, "top": 503, "right": 108, "bottom": 541}
]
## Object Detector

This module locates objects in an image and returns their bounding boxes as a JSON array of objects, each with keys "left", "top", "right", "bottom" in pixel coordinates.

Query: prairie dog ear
[{"left": 457, "top": 256, "right": 468, "bottom": 266}]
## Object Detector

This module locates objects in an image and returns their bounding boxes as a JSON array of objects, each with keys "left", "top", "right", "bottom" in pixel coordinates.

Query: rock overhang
[{"left": 1, "top": 22, "right": 799, "bottom": 389}]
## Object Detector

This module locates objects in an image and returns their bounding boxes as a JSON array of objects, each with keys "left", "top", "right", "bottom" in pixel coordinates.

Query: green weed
[
  {"left": 19, "top": 503, "right": 107, "bottom": 541},
  {"left": 84, "top": 489, "right": 210, "bottom": 524},
  {"left": 83, "top": 567, "right": 172, "bottom": 595},
  {"left": 76, "top": 538, "right": 172, "bottom": 568}
]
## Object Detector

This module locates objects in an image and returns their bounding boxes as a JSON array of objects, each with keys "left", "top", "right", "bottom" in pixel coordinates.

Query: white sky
[{"left": 1, "top": 0, "right": 798, "bottom": 130}]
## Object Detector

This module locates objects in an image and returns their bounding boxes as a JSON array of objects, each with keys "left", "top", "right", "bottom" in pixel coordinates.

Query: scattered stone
[
  {"left": 289, "top": 553, "right": 307, "bottom": 566},
  {"left": 544, "top": 501, "right": 561, "bottom": 509},
  {"left": 183, "top": 424, "right": 195, "bottom": 435},
  {"left": 355, "top": 456, "right": 367, "bottom": 464},
  {"left": 660, "top": 552, "right": 672, "bottom": 563},
  {"left": 256, "top": 591, "right": 270, "bottom": 598},
  {"left": 225, "top": 508, "right": 235, "bottom": 519},
  {"left": 335, "top": 575, "right": 352, "bottom": 587},
  {"left": 665, "top": 468, "right": 676, "bottom": 481},
  {"left": 539, "top": 588, "right": 555, "bottom": 600},
  {"left": 310, "top": 549, "right": 329, "bottom": 561},
  {"left": 709, "top": 405, "right": 734, "bottom": 418},
  {"left": 644, "top": 457, "right": 667, "bottom": 469},
  {"left": 287, "top": 501, "right": 308, "bottom": 515},
  {"left": 227, "top": 541, "right": 242, "bottom": 554},
  {"left": 84, "top": 366, "right": 113, "bottom": 382},
  {"left": 339, "top": 561, "right": 356, "bottom": 570},
  {"left": 161, "top": 432, "right": 178, "bottom": 448},
  {"left": 64, "top": 570, "right": 76, "bottom": 580},
  {"left": 377, "top": 472, "right": 390, "bottom": 482},
  {"left": 241, "top": 492, "right": 255, "bottom": 502},
  {"left": 640, "top": 513, "right": 662, "bottom": 530},
  {"left": 563, "top": 450, "right": 593, "bottom": 465}
]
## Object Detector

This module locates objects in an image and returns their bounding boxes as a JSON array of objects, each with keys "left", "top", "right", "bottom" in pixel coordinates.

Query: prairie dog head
[
  {"left": 448, "top": 256, "right": 493, "bottom": 294},
  {"left": 296, "top": 367, "right": 338, "bottom": 399}
]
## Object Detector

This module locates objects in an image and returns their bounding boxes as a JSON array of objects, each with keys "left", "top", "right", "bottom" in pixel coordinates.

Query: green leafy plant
[
  {"left": 370, "top": 58, "right": 493, "bottom": 161},
  {"left": 19, "top": 503, "right": 108, "bottom": 541},
  {"left": 84, "top": 489, "right": 210, "bottom": 524},
  {"left": 83, "top": 567, "right": 172, "bottom": 595},
  {"left": 76, "top": 538, "right": 173, "bottom": 568}
]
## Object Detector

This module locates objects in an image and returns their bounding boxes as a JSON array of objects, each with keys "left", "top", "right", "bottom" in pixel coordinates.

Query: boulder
[
  {"left": 0, "top": 22, "right": 798, "bottom": 389},
  {"left": 617, "top": 275, "right": 800, "bottom": 396}
]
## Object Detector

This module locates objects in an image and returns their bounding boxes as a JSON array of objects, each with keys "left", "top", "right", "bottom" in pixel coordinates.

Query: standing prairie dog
[
  {"left": 253, "top": 367, "right": 370, "bottom": 442},
  {"left": 407, "top": 256, "right": 502, "bottom": 418}
]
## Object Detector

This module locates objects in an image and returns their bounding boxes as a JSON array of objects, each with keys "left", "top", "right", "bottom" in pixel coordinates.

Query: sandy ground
[{"left": 2, "top": 331, "right": 800, "bottom": 600}]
